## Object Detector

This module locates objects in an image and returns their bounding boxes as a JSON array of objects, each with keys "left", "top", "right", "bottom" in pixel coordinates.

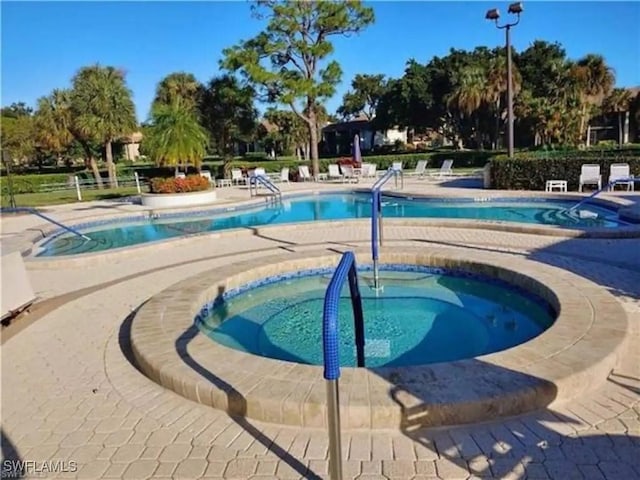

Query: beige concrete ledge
[
  {"left": 140, "top": 188, "right": 218, "bottom": 208},
  {"left": 129, "top": 247, "right": 628, "bottom": 428}
]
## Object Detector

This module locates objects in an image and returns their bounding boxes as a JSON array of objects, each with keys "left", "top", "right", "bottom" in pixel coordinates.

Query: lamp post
[{"left": 486, "top": 2, "right": 523, "bottom": 158}]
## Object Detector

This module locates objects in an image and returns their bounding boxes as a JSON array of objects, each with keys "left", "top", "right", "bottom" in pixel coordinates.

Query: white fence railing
[{"left": 35, "top": 172, "right": 148, "bottom": 200}]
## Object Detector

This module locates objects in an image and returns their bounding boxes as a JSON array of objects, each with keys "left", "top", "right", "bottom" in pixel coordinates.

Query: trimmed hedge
[{"left": 490, "top": 153, "right": 640, "bottom": 190}]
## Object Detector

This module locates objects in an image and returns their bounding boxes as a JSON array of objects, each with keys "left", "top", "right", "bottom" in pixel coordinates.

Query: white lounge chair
[
  {"left": 360, "top": 163, "right": 377, "bottom": 178},
  {"left": 429, "top": 159, "right": 454, "bottom": 179},
  {"left": 579, "top": 164, "right": 602, "bottom": 192},
  {"left": 252, "top": 167, "right": 266, "bottom": 178},
  {"left": 341, "top": 165, "right": 358, "bottom": 183},
  {"left": 175, "top": 172, "right": 186, "bottom": 179},
  {"left": 328, "top": 164, "right": 343, "bottom": 182},
  {"left": 279, "top": 167, "right": 290, "bottom": 184},
  {"left": 609, "top": 163, "right": 634, "bottom": 191},
  {"left": 298, "top": 165, "right": 313, "bottom": 182},
  {"left": 407, "top": 159, "right": 428, "bottom": 178},
  {"left": 231, "top": 168, "right": 245, "bottom": 185},
  {"left": 199, "top": 171, "right": 213, "bottom": 183}
]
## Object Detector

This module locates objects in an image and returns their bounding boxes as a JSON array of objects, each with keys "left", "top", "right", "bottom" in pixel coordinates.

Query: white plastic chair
[
  {"left": 199, "top": 171, "right": 213, "bottom": 183},
  {"left": 391, "top": 161, "right": 403, "bottom": 172},
  {"left": 279, "top": 167, "right": 290, "bottom": 184},
  {"left": 175, "top": 172, "right": 186, "bottom": 179},
  {"left": 609, "top": 163, "right": 634, "bottom": 191},
  {"left": 231, "top": 168, "right": 245, "bottom": 185},
  {"left": 431, "top": 159, "right": 454, "bottom": 179},
  {"left": 298, "top": 165, "right": 312, "bottom": 182},
  {"left": 407, "top": 159, "right": 428, "bottom": 178},
  {"left": 579, "top": 164, "right": 602, "bottom": 192},
  {"left": 328, "top": 164, "right": 343, "bottom": 182},
  {"left": 341, "top": 165, "right": 358, "bottom": 183}
]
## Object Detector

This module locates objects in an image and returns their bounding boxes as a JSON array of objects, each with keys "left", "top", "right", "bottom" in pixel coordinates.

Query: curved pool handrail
[
  {"left": 322, "top": 251, "right": 365, "bottom": 380},
  {"left": 322, "top": 250, "right": 365, "bottom": 480},
  {"left": 249, "top": 174, "right": 281, "bottom": 199},
  {"left": 5, "top": 207, "right": 92, "bottom": 241},
  {"left": 568, "top": 177, "right": 637, "bottom": 212},
  {"left": 370, "top": 168, "right": 400, "bottom": 288}
]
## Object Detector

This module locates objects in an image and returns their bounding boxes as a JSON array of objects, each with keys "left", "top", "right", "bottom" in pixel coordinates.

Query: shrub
[
  {"left": 149, "top": 175, "right": 211, "bottom": 194},
  {"left": 490, "top": 153, "right": 640, "bottom": 190}
]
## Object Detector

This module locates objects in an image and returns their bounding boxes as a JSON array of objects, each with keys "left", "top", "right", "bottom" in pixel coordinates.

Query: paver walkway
[{"left": 2, "top": 221, "right": 639, "bottom": 479}]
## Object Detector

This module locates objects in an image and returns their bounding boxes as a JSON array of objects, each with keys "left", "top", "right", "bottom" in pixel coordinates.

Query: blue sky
[{"left": 2, "top": 1, "right": 639, "bottom": 122}]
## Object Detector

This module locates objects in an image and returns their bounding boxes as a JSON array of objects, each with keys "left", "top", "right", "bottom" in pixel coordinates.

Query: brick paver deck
[{"left": 2, "top": 186, "right": 639, "bottom": 479}]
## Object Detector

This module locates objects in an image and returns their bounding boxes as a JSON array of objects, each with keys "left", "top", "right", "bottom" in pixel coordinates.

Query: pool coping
[
  {"left": 24, "top": 191, "right": 640, "bottom": 265},
  {"left": 129, "top": 247, "right": 629, "bottom": 429}
]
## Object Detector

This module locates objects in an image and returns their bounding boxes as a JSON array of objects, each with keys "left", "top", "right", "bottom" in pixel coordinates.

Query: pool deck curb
[{"left": 129, "top": 246, "right": 629, "bottom": 429}]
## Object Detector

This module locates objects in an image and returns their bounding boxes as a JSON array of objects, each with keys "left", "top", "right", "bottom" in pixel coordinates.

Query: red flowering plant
[{"left": 150, "top": 175, "right": 212, "bottom": 194}]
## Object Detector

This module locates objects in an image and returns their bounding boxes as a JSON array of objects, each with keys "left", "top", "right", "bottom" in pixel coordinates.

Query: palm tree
[
  {"left": 485, "top": 56, "right": 522, "bottom": 149},
  {"left": 447, "top": 67, "right": 488, "bottom": 148},
  {"left": 145, "top": 97, "right": 209, "bottom": 175},
  {"left": 33, "top": 90, "right": 74, "bottom": 164},
  {"left": 603, "top": 88, "right": 633, "bottom": 147},
  {"left": 570, "top": 55, "right": 615, "bottom": 143},
  {"left": 70, "top": 65, "right": 138, "bottom": 187},
  {"left": 152, "top": 72, "right": 203, "bottom": 112}
]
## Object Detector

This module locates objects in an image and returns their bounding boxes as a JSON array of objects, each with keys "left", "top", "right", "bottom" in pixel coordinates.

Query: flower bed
[
  {"left": 149, "top": 175, "right": 211, "bottom": 193},
  {"left": 142, "top": 175, "right": 216, "bottom": 208}
]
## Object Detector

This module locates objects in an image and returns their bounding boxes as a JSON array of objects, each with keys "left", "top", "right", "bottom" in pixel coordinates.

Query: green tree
[
  {"left": 70, "top": 65, "right": 138, "bottom": 187},
  {"left": 337, "top": 74, "right": 387, "bottom": 121},
  {"left": 1, "top": 102, "right": 33, "bottom": 118},
  {"left": 515, "top": 41, "right": 567, "bottom": 98},
  {"left": 144, "top": 97, "right": 209, "bottom": 175},
  {"left": 221, "top": 0, "right": 374, "bottom": 176},
  {"left": 33, "top": 90, "right": 74, "bottom": 165},
  {"left": 200, "top": 75, "right": 257, "bottom": 172},
  {"left": 570, "top": 54, "right": 615, "bottom": 143},
  {"left": 152, "top": 72, "right": 203, "bottom": 112},
  {"left": 1, "top": 115, "right": 35, "bottom": 165},
  {"left": 603, "top": 88, "right": 633, "bottom": 147},
  {"left": 262, "top": 108, "right": 307, "bottom": 158}
]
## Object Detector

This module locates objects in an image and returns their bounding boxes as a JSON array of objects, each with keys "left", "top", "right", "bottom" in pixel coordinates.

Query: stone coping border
[{"left": 129, "top": 247, "right": 628, "bottom": 429}]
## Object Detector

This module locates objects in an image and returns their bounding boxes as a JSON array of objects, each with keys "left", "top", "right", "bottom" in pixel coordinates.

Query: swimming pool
[
  {"left": 37, "top": 193, "right": 627, "bottom": 256},
  {"left": 196, "top": 265, "right": 555, "bottom": 367}
]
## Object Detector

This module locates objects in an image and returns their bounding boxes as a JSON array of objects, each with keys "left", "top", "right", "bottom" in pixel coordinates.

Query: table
[{"left": 545, "top": 180, "right": 567, "bottom": 192}]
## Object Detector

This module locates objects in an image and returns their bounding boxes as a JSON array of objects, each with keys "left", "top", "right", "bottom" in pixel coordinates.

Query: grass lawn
[{"left": 1, "top": 186, "right": 141, "bottom": 208}]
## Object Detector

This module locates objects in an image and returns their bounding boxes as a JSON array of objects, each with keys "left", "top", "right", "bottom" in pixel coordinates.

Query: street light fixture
[{"left": 486, "top": 2, "right": 523, "bottom": 158}]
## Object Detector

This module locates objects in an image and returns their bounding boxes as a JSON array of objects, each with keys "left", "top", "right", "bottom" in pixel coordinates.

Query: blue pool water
[
  {"left": 196, "top": 266, "right": 555, "bottom": 367},
  {"left": 38, "top": 193, "right": 627, "bottom": 256}
]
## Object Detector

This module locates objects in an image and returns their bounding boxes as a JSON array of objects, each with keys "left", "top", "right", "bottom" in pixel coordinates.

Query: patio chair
[
  {"left": 365, "top": 163, "right": 377, "bottom": 178},
  {"left": 429, "top": 159, "right": 454, "bottom": 179},
  {"left": 175, "top": 172, "right": 186, "bottom": 179},
  {"left": 298, "top": 165, "right": 313, "bottom": 182},
  {"left": 579, "top": 164, "right": 602, "bottom": 192},
  {"left": 279, "top": 167, "right": 290, "bottom": 184},
  {"left": 407, "top": 159, "right": 428, "bottom": 178},
  {"left": 328, "top": 164, "right": 344, "bottom": 182},
  {"left": 199, "top": 171, "right": 213, "bottom": 183},
  {"left": 341, "top": 165, "right": 358, "bottom": 183},
  {"left": 231, "top": 168, "right": 245, "bottom": 185},
  {"left": 608, "top": 163, "right": 634, "bottom": 191}
]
